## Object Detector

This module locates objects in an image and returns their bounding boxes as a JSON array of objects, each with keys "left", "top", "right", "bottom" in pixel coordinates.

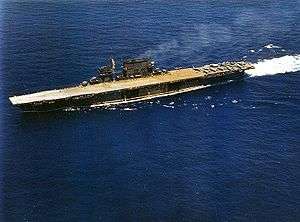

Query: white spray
[{"left": 246, "top": 54, "right": 300, "bottom": 77}]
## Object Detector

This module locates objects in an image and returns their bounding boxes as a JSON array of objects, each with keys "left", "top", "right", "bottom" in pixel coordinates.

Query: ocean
[{"left": 1, "top": 1, "right": 299, "bottom": 221}]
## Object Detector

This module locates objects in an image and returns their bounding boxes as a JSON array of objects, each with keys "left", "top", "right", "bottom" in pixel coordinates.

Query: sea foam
[{"left": 246, "top": 54, "right": 300, "bottom": 77}]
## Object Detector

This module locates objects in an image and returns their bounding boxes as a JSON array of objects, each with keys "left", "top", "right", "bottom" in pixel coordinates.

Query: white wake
[{"left": 246, "top": 54, "right": 300, "bottom": 77}]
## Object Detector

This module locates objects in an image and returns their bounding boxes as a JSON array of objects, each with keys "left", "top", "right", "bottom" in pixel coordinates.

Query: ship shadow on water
[{"left": 17, "top": 106, "right": 118, "bottom": 129}]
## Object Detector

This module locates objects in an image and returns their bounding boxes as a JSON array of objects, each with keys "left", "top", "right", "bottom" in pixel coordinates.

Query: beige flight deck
[{"left": 9, "top": 62, "right": 253, "bottom": 106}]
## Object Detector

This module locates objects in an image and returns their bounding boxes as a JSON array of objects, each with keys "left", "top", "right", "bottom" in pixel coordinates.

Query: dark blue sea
[{"left": 1, "top": 1, "right": 300, "bottom": 221}]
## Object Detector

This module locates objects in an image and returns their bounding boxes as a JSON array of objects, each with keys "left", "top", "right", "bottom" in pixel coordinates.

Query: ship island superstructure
[{"left": 9, "top": 58, "right": 254, "bottom": 112}]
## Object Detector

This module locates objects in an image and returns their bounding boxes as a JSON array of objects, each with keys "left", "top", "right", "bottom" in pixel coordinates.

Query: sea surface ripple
[{"left": 0, "top": 1, "right": 299, "bottom": 221}]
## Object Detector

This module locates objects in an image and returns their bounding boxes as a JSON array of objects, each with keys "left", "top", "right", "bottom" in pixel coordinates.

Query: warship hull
[
  {"left": 10, "top": 68, "right": 249, "bottom": 112},
  {"left": 9, "top": 58, "right": 255, "bottom": 112}
]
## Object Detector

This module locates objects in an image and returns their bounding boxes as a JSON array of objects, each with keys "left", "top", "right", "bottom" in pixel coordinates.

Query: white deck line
[{"left": 90, "top": 85, "right": 212, "bottom": 107}]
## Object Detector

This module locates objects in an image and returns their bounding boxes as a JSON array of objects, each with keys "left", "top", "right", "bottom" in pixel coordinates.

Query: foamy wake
[{"left": 246, "top": 54, "right": 300, "bottom": 77}]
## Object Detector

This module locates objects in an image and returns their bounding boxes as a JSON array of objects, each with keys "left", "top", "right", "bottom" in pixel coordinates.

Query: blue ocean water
[{"left": 1, "top": 0, "right": 300, "bottom": 221}]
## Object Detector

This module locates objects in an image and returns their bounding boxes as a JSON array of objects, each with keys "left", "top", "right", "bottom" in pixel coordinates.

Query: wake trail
[{"left": 245, "top": 54, "right": 300, "bottom": 77}]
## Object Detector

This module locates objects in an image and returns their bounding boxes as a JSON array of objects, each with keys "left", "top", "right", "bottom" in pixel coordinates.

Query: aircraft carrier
[{"left": 9, "top": 58, "right": 254, "bottom": 112}]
